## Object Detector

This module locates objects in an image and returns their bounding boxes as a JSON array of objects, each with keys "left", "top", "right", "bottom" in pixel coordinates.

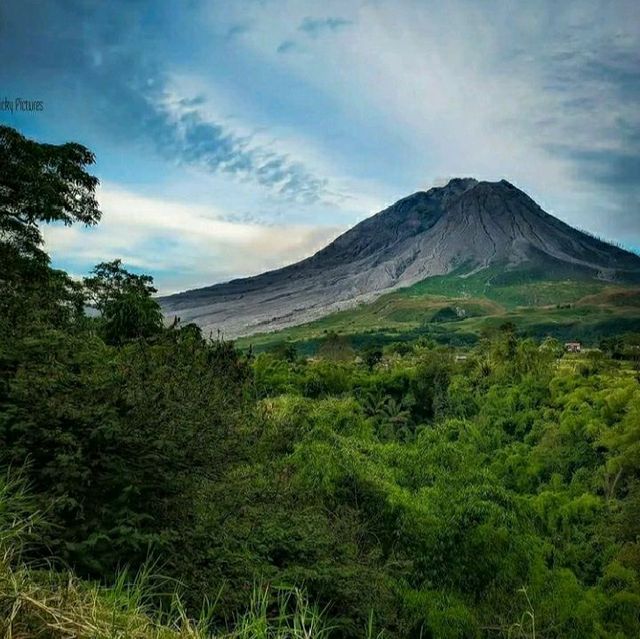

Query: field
[{"left": 237, "top": 277, "right": 640, "bottom": 354}]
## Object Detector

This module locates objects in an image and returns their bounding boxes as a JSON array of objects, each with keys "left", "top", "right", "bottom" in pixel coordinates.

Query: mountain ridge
[{"left": 160, "top": 178, "right": 640, "bottom": 337}]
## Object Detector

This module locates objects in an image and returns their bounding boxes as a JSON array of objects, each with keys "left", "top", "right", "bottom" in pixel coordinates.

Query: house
[{"left": 565, "top": 341, "right": 582, "bottom": 353}]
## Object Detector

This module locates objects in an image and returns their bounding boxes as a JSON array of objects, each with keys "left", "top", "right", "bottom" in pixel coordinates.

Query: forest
[{"left": 1, "top": 125, "right": 640, "bottom": 638}]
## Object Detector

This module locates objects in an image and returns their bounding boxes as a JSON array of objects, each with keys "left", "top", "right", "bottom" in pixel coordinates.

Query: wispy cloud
[
  {"left": 298, "top": 16, "right": 352, "bottom": 37},
  {"left": 43, "top": 184, "right": 345, "bottom": 294},
  {"left": 225, "top": 23, "right": 251, "bottom": 40},
  {"left": 0, "top": 1, "right": 334, "bottom": 205},
  {"left": 149, "top": 92, "right": 330, "bottom": 204},
  {"left": 277, "top": 39, "right": 299, "bottom": 54},
  {"left": 277, "top": 14, "right": 353, "bottom": 54}
]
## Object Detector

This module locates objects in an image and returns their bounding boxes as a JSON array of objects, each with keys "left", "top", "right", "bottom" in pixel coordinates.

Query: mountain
[{"left": 159, "top": 178, "right": 640, "bottom": 338}]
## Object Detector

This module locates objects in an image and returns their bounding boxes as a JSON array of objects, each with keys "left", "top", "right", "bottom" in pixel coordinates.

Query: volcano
[{"left": 159, "top": 178, "right": 640, "bottom": 337}]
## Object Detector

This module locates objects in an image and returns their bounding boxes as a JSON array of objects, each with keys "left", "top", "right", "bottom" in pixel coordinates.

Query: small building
[
  {"left": 565, "top": 341, "right": 582, "bottom": 353},
  {"left": 455, "top": 354, "right": 468, "bottom": 362}
]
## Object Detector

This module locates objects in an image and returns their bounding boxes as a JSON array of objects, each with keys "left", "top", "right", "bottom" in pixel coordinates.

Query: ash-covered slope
[{"left": 160, "top": 178, "right": 640, "bottom": 337}]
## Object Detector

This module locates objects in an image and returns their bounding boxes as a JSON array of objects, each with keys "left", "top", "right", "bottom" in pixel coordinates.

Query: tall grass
[{"left": 0, "top": 471, "right": 334, "bottom": 639}]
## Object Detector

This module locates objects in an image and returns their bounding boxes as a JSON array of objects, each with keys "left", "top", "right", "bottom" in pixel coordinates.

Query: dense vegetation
[
  {"left": 236, "top": 281, "right": 640, "bottom": 356},
  {"left": 1, "top": 126, "right": 640, "bottom": 637}
]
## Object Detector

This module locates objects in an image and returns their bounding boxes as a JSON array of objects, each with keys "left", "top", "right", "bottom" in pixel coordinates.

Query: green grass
[
  {"left": 0, "top": 473, "right": 335, "bottom": 639},
  {"left": 237, "top": 275, "right": 640, "bottom": 355},
  {"left": 398, "top": 268, "right": 614, "bottom": 308}
]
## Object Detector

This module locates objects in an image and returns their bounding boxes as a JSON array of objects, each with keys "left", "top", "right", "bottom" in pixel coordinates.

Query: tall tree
[
  {"left": 0, "top": 125, "right": 100, "bottom": 263},
  {"left": 84, "top": 260, "right": 163, "bottom": 345},
  {"left": 0, "top": 126, "right": 101, "bottom": 327}
]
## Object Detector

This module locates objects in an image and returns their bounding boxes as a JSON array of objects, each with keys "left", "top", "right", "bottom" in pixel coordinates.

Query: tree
[
  {"left": 0, "top": 324, "right": 253, "bottom": 579},
  {"left": 318, "top": 331, "right": 354, "bottom": 362},
  {"left": 0, "top": 125, "right": 100, "bottom": 265},
  {"left": 600, "top": 336, "right": 625, "bottom": 359},
  {"left": 540, "top": 336, "right": 564, "bottom": 358},
  {"left": 362, "top": 346, "right": 383, "bottom": 370},
  {"left": 84, "top": 260, "right": 156, "bottom": 312},
  {"left": 268, "top": 340, "right": 298, "bottom": 363},
  {"left": 84, "top": 260, "right": 163, "bottom": 345},
  {"left": 0, "top": 126, "right": 100, "bottom": 328}
]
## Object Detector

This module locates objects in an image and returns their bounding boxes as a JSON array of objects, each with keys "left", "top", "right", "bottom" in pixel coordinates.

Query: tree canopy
[{"left": 1, "top": 126, "right": 640, "bottom": 638}]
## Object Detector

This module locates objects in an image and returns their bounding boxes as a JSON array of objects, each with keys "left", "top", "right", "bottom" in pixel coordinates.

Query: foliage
[
  {"left": 0, "top": 325, "right": 252, "bottom": 579},
  {"left": 318, "top": 331, "right": 355, "bottom": 362},
  {"left": 0, "top": 124, "right": 99, "bottom": 260},
  {"left": 0, "top": 125, "right": 99, "bottom": 333},
  {"left": 2, "top": 126, "right": 640, "bottom": 637},
  {"left": 84, "top": 259, "right": 164, "bottom": 344},
  {"left": 0, "top": 473, "right": 333, "bottom": 639}
]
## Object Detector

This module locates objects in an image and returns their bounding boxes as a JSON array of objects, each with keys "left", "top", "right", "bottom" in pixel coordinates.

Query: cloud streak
[
  {"left": 277, "top": 14, "right": 353, "bottom": 53},
  {"left": 148, "top": 94, "right": 330, "bottom": 204},
  {"left": 299, "top": 17, "right": 352, "bottom": 37},
  {"left": 0, "top": 1, "right": 333, "bottom": 205},
  {"left": 43, "top": 184, "right": 345, "bottom": 294},
  {"left": 277, "top": 40, "right": 299, "bottom": 54}
]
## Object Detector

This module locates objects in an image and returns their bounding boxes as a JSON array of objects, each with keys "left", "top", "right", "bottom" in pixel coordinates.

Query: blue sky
[{"left": 1, "top": 0, "right": 639, "bottom": 293}]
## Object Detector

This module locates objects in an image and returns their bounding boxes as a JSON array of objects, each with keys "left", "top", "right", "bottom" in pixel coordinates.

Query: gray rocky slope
[{"left": 159, "top": 178, "right": 640, "bottom": 338}]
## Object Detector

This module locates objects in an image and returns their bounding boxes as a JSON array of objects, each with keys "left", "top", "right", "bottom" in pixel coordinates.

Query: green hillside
[
  {"left": 4, "top": 126, "right": 640, "bottom": 638},
  {"left": 397, "top": 266, "right": 615, "bottom": 307},
  {"left": 237, "top": 275, "right": 640, "bottom": 355}
]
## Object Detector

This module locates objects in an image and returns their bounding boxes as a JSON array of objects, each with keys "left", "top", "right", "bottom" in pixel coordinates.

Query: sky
[{"left": 1, "top": 0, "right": 639, "bottom": 294}]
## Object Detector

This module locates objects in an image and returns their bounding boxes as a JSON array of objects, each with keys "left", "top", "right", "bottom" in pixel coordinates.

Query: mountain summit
[{"left": 160, "top": 178, "right": 640, "bottom": 337}]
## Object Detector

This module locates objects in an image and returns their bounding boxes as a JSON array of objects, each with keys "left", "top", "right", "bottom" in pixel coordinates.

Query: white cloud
[
  {"left": 42, "top": 183, "right": 345, "bottom": 294},
  {"left": 161, "top": 71, "right": 392, "bottom": 218},
  {"left": 211, "top": 0, "right": 639, "bottom": 242}
]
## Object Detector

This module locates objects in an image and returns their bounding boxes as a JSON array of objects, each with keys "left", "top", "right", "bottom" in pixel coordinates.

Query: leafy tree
[
  {"left": 0, "top": 125, "right": 100, "bottom": 261},
  {"left": 600, "top": 336, "right": 625, "bottom": 359},
  {"left": 0, "top": 126, "right": 100, "bottom": 328},
  {"left": 267, "top": 340, "right": 298, "bottom": 363},
  {"left": 84, "top": 260, "right": 163, "bottom": 345},
  {"left": 540, "top": 336, "right": 564, "bottom": 358},
  {"left": 253, "top": 352, "right": 298, "bottom": 397},
  {"left": 318, "top": 331, "right": 354, "bottom": 362},
  {"left": 84, "top": 259, "right": 156, "bottom": 311},
  {"left": 362, "top": 346, "right": 383, "bottom": 370},
  {"left": 0, "top": 326, "right": 253, "bottom": 578},
  {"left": 410, "top": 348, "right": 453, "bottom": 422}
]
